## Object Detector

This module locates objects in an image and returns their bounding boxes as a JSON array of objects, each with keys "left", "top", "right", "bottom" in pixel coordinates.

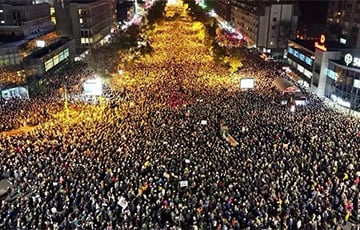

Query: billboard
[
  {"left": 1, "top": 86, "right": 29, "bottom": 99},
  {"left": 240, "top": 78, "right": 255, "bottom": 89},
  {"left": 83, "top": 78, "right": 102, "bottom": 96}
]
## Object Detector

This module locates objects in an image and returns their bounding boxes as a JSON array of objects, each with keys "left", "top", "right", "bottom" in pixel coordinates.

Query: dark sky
[
  {"left": 297, "top": 0, "right": 329, "bottom": 37},
  {"left": 298, "top": 0, "right": 329, "bottom": 25}
]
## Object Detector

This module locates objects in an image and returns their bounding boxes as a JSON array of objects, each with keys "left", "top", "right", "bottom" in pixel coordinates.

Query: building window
[
  {"left": 273, "top": 17, "right": 276, "bottom": 22},
  {"left": 314, "top": 63, "right": 321, "bottom": 74},
  {"left": 80, "top": 18, "right": 83, "bottom": 24},
  {"left": 78, "top": 9, "right": 86, "bottom": 17},
  {"left": 1, "top": 20, "right": 4, "bottom": 24},
  {"left": 0, "top": 9, "right": 3, "bottom": 13},
  {"left": 81, "top": 37, "right": 92, "bottom": 45},
  {"left": 272, "top": 25, "right": 276, "bottom": 30}
]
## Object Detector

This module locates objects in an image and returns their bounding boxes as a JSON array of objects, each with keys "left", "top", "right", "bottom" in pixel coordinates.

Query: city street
[{"left": 0, "top": 0, "right": 358, "bottom": 229}]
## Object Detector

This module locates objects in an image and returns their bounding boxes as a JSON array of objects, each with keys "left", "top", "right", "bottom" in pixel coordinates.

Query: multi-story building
[
  {"left": 0, "top": 31, "right": 59, "bottom": 67},
  {"left": 0, "top": 0, "right": 54, "bottom": 42},
  {"left": 23, "top": 37, "right": 75, "bottom": 77},
  {"left": 212, "top": 0, "right": 231, "bottom": 22},
  {"left": 286, "top": 36, "right": 360, "bottom": 112},
  {"left": 230, "top": 0, "right": 298, "bottom": 55},
  {"left": 54, "top": 0, "right": 112, "bottom": 51},
  {"left": 0, "top": 0, "right": 75, "bottom": 99},
  {"left": 326, "top": 0, "right": 360, "bottom": 48}
]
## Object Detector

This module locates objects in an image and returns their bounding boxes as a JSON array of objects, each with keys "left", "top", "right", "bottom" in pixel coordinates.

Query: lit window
[
  {"left": 78, "top": 9, "right": 86, "bottom": 16},
  {"left": 80, "top": 18, "right": 83, "bottom": 24},
  {"left": 1, "top": 20, "right": 4, "bottom": 24},
  {"left": 0, "top": 10, "right": 3, "bottom": 13}
]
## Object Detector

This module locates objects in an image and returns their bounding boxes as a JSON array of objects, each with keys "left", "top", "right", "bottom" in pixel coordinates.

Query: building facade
[
  {"left": 0, "top": 1, "right": 53, "bottom": 42},
  {"left": 212, "top": 0, "right": 231, "bottom": 22},
  {"left": 229, "top": 0, "right": 298, "bottom": 55},
  {"left": 286, "top": 39, "right": 315, "bottom": 87},
  {"left": 55, "top": 0, "right": 112, "bottom": 51},
  {"left": 326, "top": 52, "right": 360, "bottom": 111},
  {"left": 326, "top": 0, "right": 360, "bottom": 48},
  {"left": 23, "top": 37, "right": 75, "bottom": 77},
  {"left": 286, "top": 37, "right": 360, "bottom": 111},
  {"left": 0, "top": 31, "right": 66, "bottom": 67}
]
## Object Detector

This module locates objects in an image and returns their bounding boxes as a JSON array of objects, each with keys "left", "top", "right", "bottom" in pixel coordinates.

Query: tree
[{"left": 147, "top": 1, "right": 166, "bottom": 26}]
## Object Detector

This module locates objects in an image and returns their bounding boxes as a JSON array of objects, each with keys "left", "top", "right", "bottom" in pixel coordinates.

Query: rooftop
[
  {"left": 25, "top": 37, "right": 72, "bottom": 59},
  {"left": 0, "top": 40, "right": 27, "bottom": 49},
  {"left": 289, "top": 39, "right": 349, "bottom": 53}
]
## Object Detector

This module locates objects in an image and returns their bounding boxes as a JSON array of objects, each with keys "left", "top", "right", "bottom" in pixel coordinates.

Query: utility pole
[{"left": 64, "top": 87, "right": 69, "bottom": 122}]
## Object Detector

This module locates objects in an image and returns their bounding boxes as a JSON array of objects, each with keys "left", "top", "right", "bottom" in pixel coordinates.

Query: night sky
[{"left": 297, "top": 0, "right": 329, "bottom": 37}]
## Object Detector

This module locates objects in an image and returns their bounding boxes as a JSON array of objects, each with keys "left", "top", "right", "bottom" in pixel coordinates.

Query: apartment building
[
  {"left": 230, "top": 0, "right": 298, "bottom": 54},
  {"left": 327, "top": 0, "right": 360, "bottom": 48},
  {"left": 0, "top": 0, "right": 53, "bottom": 42},
  {"left": 54, "top": 0, "right": 112, "bottom": 51}
]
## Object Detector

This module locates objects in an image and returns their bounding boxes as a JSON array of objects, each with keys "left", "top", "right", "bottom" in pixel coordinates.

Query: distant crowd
[{"left": 0, "top": 2, "right": 359, "bottom": 230}]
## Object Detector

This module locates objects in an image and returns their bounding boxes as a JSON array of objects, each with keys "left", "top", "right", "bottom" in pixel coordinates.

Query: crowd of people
[
  {"left": 0, "top": 0, "right": 359, "bottom": 229},
  {"left": 0, "top": 68, "right": 27, "bottom": 88},
  {"left": 0, "top": 64, "right": 96, "bottom": 132}
]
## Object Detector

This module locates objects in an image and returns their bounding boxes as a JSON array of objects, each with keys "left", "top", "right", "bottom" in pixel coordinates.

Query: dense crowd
[
  {"left": 0, "top": 65, "right": 95, "bottom": 132},
  {"left": 0, "top": 1, "right": 359, "bottom": 229},
  {"left": 0, "top": 69, "right": 27, "bottom": 88}
]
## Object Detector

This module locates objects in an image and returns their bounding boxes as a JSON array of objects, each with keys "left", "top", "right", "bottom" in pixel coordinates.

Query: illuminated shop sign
[
  {"left": 287, "top": 47, "right": 313, "bottom": 66},
  {"left": 327, "top": 69, "right": 337, "bottom": 80},
  {"left": 314, "top": 34, "right": 327, "bottom": 51},
  {"left": 344, "top": 53, "right": 360, "bottom": 68},
  {"left": 303, "top": 69, "right": 312, "bottom": 79}
]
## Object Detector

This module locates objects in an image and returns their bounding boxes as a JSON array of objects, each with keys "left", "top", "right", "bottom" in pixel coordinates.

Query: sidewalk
[{"left": 322, "top": 97, "right": 360, "bottom": 119}]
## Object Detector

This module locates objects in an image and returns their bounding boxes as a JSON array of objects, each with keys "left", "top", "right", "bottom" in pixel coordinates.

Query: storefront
[
  {"left": 286, "top": 40, "right": 315, "bottom": 87},
  {"left": 1, "top": 86, "right": 29, "bottom": 100},
  {"left": 23, "top": 38, "right": 75, "bottom": 78},
  {"left": 325, "top": 52, "right": 360, "bottom": 111},
  {"left": 286, "top": 36, "right": 360, "bottom": 111}
]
